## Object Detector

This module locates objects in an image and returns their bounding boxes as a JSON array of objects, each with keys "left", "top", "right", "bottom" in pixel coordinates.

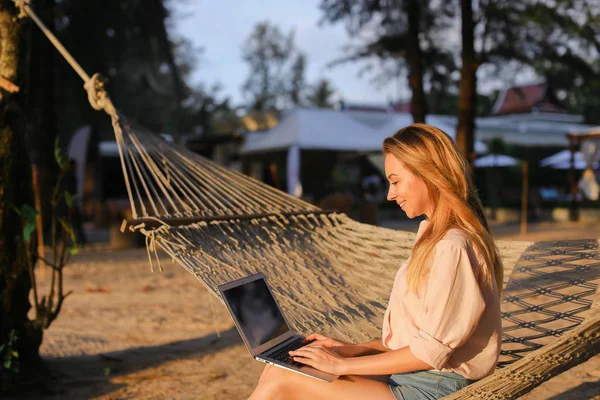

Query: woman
[{"left": 249, "top": 124, "right": 503, "bottom": 400}]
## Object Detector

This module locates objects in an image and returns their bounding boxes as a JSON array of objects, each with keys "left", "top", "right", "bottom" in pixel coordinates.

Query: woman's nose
[{"left": 387, "top": 187, "right": 395, "bottom": 201}]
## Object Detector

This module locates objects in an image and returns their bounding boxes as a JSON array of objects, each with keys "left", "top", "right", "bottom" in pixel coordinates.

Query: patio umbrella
[
  {"left": 474, "top": 154, "right": 521, "bottom": 167},
  {"left": 539, "top": 150, "right": 599, "bottom": 170},
  {"left": 474, "top": 153, "right": 528, "bottom": 235}
]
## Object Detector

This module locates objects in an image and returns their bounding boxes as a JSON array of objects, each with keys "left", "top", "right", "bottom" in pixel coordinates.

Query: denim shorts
[{"left": 388, "top": 370, "right": 474, "bottom": 400}]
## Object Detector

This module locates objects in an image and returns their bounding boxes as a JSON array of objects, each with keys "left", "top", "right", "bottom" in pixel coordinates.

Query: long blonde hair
[{"left": 382, "top": 123, "right": 503, "bottom": 295}]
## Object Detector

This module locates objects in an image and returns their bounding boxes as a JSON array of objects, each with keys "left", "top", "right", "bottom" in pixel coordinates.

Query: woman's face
[{"left": 384, "top": 153, "right": 434, "bottom": 219}]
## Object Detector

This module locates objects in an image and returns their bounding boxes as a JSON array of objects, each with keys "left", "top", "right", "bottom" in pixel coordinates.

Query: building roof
[
  {"left": 240, "top": 112, "right": 279, "bottom": 132},
  {"left": 390, "top": 101, "right": 412, "bottom": 113},
  {"left": 341, "top": 101, "right": 413, "bottom": 114},
  {"left": 491, "top": 82, "right": 568, "bottom": 115},
  {"left": 240, "top": 108, "right": 380, "bottom": 154},
  {"left": 340, "top": 102, "right": 389, "bottom": 113}
]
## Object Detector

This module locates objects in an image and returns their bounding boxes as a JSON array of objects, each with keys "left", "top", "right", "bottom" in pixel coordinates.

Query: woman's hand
[
  {"left": 305, "top": 333, "right": 365, "bottom": 357},
  {"left": 305, "top": 333, "right": 348, "bottom": 349},
  {"left": 289, "top": 345, "right": 348, "bottom": 376}
]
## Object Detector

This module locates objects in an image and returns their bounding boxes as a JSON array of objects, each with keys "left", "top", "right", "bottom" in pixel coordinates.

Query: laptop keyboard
[{"left": 264, "top": 337, "right": 309, "bottom": 368}]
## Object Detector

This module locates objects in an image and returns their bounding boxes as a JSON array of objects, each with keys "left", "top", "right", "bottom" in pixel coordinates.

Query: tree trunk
[
  {"left": 405, "top": 0, "right": 427, "bottom": 123},
  {"left": 28, "top": 0, "right": 59, "bottom": 234},
  {"left": 0, "top": 2, "right": 43, "bottom": 387},
  {"left": 456, "top": 0, "right": 478, "bottom": 170}
]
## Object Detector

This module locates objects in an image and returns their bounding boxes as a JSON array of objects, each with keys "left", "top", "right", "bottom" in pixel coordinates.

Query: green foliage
[
  {"left": 53, "top": 137, "right": 70, "bottom": 171},
  {"left": 10, "top": 204, "right": 39, "bottom": 242},
  {"left": 51, "top": 0, "right": 233, "bottom": 139},
  {"left": 241, "top": 21, "right": 306, "bottom": 112},
  {"left": 8, "top": 161, "right": 79, "bottom": 343},
  {"left": 289, "top": 54, "right": 307, "bottom": 107},
  {"left": 320, "top": 0, "right": 598, "bottom": 122},
  {"left": 0, "top": 330, "right": 20, "bottom": 376},
  {"left": 306, "top": 79, "right": 337, "bottom": 109},
  {"left": 428, "top": 91, "right": 499, "bottom": 116},
  {"left": 487, "top": 138, "right": 511, "bottom": 155},
  {"left": 474, "top": 0, "right": 599, "bottom": 119},
  {"left": 58, "top": 217, "right": 77, "bottom": 246},
  {"left": 64, "top": 191, "right": 77, "bottom": 208},
  {"left": 542, "top": 65, "right": 600, "bottom": 124},
  {"left": 319, "top": 0, "right": 457, "bottom": 103}
]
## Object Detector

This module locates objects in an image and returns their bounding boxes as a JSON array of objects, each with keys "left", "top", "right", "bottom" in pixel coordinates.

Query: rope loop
[
  {"left": 13, "top": 0, "right": 28, "bottom": 19},
  {"left": 84, "top": 73, "right": 116, "bottom": 114}
]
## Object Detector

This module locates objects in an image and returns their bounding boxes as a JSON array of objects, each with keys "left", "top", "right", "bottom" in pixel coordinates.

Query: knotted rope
[
  {"left": 13, "top": 0, "right": 27, "bottom": 19},
  {"left": 14, "top": 3, "right": 600, "bottom": 398},
  {"left": 84, "top": 73, "right": 116, "bottom": 114},
  {"left": 134, "top": 216, "right": 186, "bottom": 272}
]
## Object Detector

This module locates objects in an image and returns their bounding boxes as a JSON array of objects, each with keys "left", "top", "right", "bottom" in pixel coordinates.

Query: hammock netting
[
  {"left": 14, "top": 2, "right": 600, "bottom": 397},
  {"left": 114, "top": 115, "right": 600, "bottom": 399}
]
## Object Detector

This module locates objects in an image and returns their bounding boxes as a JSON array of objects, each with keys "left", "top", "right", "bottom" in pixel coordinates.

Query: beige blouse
[{"left": 382, "top": 220, "right": 501, "bottom": 380}]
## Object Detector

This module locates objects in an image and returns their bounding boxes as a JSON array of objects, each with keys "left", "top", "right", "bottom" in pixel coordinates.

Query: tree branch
[{"left": 0, "top": 74, "right": 19, "bottom": 93}]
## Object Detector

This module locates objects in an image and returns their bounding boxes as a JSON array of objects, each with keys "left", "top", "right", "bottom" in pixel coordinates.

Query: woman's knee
[
  {"left": 255, "top": 366, "right": 292, "bottom": 398},
  {"left": 258, "top": 364, "right": 272, "bottom": 384}
]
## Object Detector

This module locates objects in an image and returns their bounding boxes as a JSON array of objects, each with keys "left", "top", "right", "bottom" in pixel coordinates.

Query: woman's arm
[
  {"left": 342, "top": 346, "right": 431, "bottom": 375},
  {"left": 338, "top": 339, "right": 390, "bottom": 357},
  {"left": 290, "top": 344, "right": 431, "bottom": 376},
  {"left": 305, "top": 334, "right": 390, "bottom": 357}
]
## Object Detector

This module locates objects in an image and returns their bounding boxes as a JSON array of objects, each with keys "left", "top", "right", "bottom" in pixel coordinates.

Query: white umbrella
[
  {"left": 540, "top": 150, "right": 598, "bottom": 170},
  {"left": 474, "top": 153, "right": 530, "bottom": 235},
  {"left": 474, "top": 154, "right": 521, "bottom": 168}
]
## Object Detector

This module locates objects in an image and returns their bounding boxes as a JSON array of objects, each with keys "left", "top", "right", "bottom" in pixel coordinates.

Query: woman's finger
[
  {"left": 290, "top": 346, "right": 322, "bottom": 356},
  {"left": 292, "top": 355, "right": 315, "bottom": 367},
  {"left": 305, "top": 333, "right": 326, "bottom": 341},
  {"left": 292, "top": 345, "right": 319, "bottom": 353}
]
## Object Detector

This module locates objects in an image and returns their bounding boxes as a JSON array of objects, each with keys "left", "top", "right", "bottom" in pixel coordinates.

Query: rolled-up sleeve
[{"left": 409, "top": 241, "right": 485, "bottom": 370}]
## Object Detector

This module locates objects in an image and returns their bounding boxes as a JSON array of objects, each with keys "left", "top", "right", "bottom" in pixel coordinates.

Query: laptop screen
[{"left": 221, "top": 278, "right": 290, "bottom": 349}]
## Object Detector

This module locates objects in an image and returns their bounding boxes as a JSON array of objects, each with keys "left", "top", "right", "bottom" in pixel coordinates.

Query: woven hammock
[
  {"left": 16, "top": 2, "right": 600, "bottom": 398},
  {"left": 111, "top": 115, "right": 600, "bottom": 399}
]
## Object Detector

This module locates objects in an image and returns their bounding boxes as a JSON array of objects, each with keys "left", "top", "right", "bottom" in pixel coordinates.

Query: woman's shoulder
[{"left": 438, "top": 227, "right": 470, "bottom": 250}]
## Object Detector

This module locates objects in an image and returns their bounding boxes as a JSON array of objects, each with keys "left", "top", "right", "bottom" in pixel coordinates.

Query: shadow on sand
[
  {"left": 7, "top": 327, "right": 241, "bottom": 399},
  {"left": 545, "top": 380, "right": 600, "bottom": 400}
]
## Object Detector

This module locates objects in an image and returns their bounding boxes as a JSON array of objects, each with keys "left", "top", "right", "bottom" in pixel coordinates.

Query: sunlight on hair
[{"left": 383, "top": 124, "right": 504, "bottom": 296}]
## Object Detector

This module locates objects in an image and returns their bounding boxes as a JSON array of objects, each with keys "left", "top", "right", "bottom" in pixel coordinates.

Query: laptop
[{"left": 218, "top": 273, "right": 339, "bottom": 382}]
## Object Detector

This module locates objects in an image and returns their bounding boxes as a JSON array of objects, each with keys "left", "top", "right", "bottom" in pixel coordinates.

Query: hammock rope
[{"left": 15, "top": 2, "right": 600, "bottom": 398}]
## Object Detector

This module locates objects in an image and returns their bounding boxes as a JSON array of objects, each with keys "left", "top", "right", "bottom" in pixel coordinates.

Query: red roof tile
[
  {"left": 391, "top": 101, "right": 412, "bottom": 113},
  {"left": 492, "top": 82, "right": 568, "bottom": 115}
]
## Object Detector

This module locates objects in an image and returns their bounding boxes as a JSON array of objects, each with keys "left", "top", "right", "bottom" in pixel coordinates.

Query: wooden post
[
  {"left": 568, "top": 136, "right": 579, "bottom": 221},
  {"left": 520, "top": 161, "right": 528, "bottom": 236},
  {"left": 268, "top": 163, "right": 280, "bottom": 190},
  {"left": 31, "top": 165, "right": 46, "bottom": 279}
]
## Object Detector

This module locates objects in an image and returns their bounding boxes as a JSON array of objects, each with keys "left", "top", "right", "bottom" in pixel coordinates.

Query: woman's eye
[{"left": 390, "top": 182, "right": 397, "bottom": 186}]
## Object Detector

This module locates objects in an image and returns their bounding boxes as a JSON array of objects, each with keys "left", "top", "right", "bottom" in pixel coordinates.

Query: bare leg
[{"left": 249, "top": 365, "right": 395, "bottom": 400}]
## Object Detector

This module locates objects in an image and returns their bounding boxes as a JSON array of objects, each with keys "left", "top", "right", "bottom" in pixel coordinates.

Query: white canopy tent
[
  {"left": 241, "top": 108, "right": 381, "bottom": 195},
  {"left": 364, "top": 116, "right": 489, "bottom": 178},
  {"left": 241, "top": 109, "right": 489, "bottom": 196},
  {"left": 373, "top": 114, "right": 489, "bottom": 155},
  {"left": 241, "top": 108, "right": 380, "bottom": 155}
]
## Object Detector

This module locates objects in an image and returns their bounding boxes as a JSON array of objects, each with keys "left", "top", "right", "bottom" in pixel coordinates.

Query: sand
[{"left": 6, "top": 221, "right": 600, "bottom": 400}]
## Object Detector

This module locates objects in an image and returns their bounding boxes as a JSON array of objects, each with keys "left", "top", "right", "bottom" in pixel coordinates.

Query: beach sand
[{"left": 7, "top": 221, "right": 600, "bottom": 399}]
